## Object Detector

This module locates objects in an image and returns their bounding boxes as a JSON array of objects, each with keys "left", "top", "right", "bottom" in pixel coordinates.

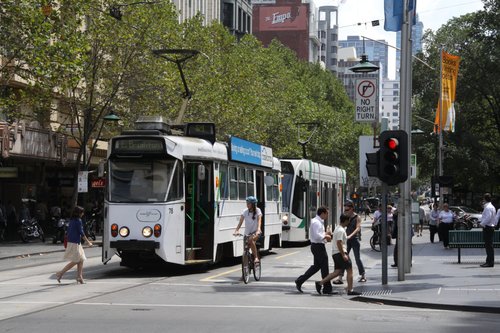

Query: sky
[{"left": 314, "top": 0, "right": 485, "bottom": 78}]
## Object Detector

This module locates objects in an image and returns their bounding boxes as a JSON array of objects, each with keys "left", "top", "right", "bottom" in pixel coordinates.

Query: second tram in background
[
  {"left": 280, "top": 159, "right": 346, "bottom": 243},
  {"left": 102, "top": 116, "right": 282, "bottom": 268}
]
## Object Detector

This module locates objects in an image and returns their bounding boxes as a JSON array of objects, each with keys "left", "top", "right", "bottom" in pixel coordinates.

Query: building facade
[
  {"left": 380, "top": 79, "right": 400, "bottom": 129},
  {"left": 339, "top": 36, "right": 389, "bottom": 79},
  {"left": 318, "top": 6, "right": 339, "bottom": 73},
  {"left": 252, "top": 0, "right": 320, "bottom": 63},
  {"left": 396, "top": 14, "right": 424, "bottom": 79}
]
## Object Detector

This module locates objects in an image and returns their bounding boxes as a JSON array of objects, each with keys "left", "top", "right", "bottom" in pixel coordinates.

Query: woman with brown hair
[{"left": 55, "top": 206, "right": 93, "bottom": 284}]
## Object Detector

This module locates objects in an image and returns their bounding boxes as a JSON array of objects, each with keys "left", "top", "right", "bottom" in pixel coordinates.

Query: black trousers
[
  {"left": 439, "top": 223, "right": 453, "bottom": 247},
  {"left": 429, "top": 225, "right": 438, "bottom": 243},
  {"left": 296, "top": 243, "right": 331, "bottom": 291},
  {"left": 483, "top": 226, "right": 495, "bottom": 265}
]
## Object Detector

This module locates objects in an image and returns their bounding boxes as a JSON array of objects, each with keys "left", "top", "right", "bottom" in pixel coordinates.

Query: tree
[{"left": 412, "top": 0, "right": 500, "bottom": 193}]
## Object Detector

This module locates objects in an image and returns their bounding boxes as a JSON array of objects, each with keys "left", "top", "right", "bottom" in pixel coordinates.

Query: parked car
[{"left": 449, "top": 206, "right": 482, "bottom": 227}]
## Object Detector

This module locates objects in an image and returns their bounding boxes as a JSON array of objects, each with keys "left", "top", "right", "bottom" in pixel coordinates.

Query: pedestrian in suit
[
  {"left": 480, "top": 193, "right": 497, "bottom": 267},
  {"left": 295, "top": 206, "right": 333, "bottom": 294}
]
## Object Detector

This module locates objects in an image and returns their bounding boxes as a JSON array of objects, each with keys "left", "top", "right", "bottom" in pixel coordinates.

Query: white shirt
[
  {"left": 373, "top": 210, "right": 382, "bottom": 225},
  {"left": 429, "top": 209, "right": 439, "bottom": 226},
  {"left": 241, "top": 208, "right": 262, "bottom": 235},
  {"left": 496, "top": 209, "right": 500, "bottom": 226},
  {"left": 480, "top": 202, "right": 497, "bottom": 227},
  {"left": 439, "top": 210, "right": 454, "bottom": 223},
  {"left": 332, "top": 224, "right": 347, "bottom": 255},
  {"left": 309, "top": 215, "right": 326, "bottom": 244}
]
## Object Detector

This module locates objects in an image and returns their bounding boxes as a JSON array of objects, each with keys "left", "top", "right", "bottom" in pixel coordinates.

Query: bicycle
[
  {"left": 235, "top": 233, "right": 261, "bottom": 283},
  {"left": 370, "top": 224, "right": 381, "bottom": 252}
]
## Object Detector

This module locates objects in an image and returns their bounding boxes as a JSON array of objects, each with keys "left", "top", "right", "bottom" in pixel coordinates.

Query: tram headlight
[
  {"left": 142, "top": 226, "right": 153, "bottom": 238},
  {"left": 282, "top": 214, "right": 289, "bottom": 225},
  {"left": 119, "top": 227, "right": 130, "bottom": 237},
  {"left": 111, "top": 224, "right": 118, "bottom": 237},
  {"left": 154, "top": 224, "right": 161, "bottom": 237}
]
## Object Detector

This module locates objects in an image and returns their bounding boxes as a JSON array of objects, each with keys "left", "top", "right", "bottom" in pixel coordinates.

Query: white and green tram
[
  {"left": 280, "top": 159, "right": 346, "bottom": 243},
  {"left": 102, "top": 117, "right": 282, "bottom": 267}
]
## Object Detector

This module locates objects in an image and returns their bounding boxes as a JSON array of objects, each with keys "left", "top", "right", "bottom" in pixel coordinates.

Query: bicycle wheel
[
  {"left": 253, "top": 257, "right": 261, "bottom": 281},
  {"left": 242, "top": 252, "right": 250, "bottom": 284},
  {"left": 370, "top": 234, "right": 381, "bottom": 252}
]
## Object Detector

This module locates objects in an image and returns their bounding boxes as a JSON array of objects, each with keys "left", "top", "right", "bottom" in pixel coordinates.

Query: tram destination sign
[
  {"left": 113, "top": 138, "right": 165, "bottom": 154},
  {"left": 355, "top": 78, "right": 378, "bottom": 123},
  {"left": 229, "top": 136, "right": 273, "bottom": 168}
]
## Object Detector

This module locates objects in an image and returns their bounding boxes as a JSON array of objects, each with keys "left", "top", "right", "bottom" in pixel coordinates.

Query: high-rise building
[
  {"left": 318, "top": 6, "right": 339, "bottom": 73},
  {"left": 339, "top": 36, "right": 389, "bottom": 79},
  {"left": 395, "top": 14, "right": 424, "bottom": 79},
  {"left": 381, "top": 79, "right": 400, "bottom": 129}
]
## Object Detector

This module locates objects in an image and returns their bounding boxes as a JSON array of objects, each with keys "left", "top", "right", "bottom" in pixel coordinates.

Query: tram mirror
[
  {"left": 264, "top": 175, "right": 274, "bottom": 186},
  {"left": 197, "top": 164, "right": 206, "bottom": 180}
]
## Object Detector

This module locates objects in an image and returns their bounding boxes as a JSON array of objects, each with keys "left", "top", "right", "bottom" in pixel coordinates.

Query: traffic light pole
[
  {"left": 398, "top": 0, "right": 413, "bottom": 279},
  {"left": 381, "top": 183, "right": 388, "bottom": 285}
]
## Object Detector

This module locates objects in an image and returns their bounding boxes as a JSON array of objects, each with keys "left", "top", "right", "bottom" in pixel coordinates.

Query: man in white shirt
[
  {"left": 480, "top": 193, "right": 497, "bottom": 267},
  {"left": 295, "top": 206, "right": 333, "bottom": 294},
  {"left": 315, "top": 214, "right": 361, "bottom": 296}
]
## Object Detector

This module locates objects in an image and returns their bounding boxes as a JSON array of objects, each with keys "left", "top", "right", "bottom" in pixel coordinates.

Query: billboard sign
[
  {"left": 230, "top": 137, "right": 273, "bottom": 168},
  {"left": 259, "top": 5, "right": 308, "bottom": 31}
]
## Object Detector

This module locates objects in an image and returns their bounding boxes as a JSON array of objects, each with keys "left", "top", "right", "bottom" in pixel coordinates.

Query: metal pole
[
  {"left": 398, "top": 0, "right": 413, "bottom": 279},
  {"left": 438, "top": 48, "right": 444, "bottom": 206},
  {"left": 381, "top": 183, "right": 388, "bottom": 285}
]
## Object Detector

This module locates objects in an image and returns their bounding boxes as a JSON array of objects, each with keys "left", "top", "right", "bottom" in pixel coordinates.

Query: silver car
[{"left": 449, "top": 206, "right": 482, "bottom": 227}]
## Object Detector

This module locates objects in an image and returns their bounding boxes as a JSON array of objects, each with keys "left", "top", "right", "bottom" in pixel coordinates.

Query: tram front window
[{"left": 109, "top": 159, "right": 175, "bottom": 203}]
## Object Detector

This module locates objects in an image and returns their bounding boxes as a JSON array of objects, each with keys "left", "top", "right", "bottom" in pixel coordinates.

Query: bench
[{"left": 448, "top": 230, "right": 500, "bottom": 263}]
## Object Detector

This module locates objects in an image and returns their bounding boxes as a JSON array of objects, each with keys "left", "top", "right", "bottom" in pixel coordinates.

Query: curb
[
  {"left": 352, "top": 296, "right": 500, "bottom": 314},
  {"left": 0, "top": 242, "right": 102, "bottom": 261}
]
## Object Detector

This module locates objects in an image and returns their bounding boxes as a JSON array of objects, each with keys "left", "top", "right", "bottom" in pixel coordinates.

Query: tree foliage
[
  {"left": 412, "top": 0, "right": 500, "bottom": 193},
  {"left": 1, "top": 0, "right": 366, "bottom": 200}
]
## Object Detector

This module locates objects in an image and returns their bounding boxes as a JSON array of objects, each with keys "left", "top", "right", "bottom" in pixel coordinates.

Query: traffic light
[
  {"left": 365, "top": 151, "right": 379, "bottom": 177},
  {"left": 378, "top": 130, "right": 408, "bottom": 185}
]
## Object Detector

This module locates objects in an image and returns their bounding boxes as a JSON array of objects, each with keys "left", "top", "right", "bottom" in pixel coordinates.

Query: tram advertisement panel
[{"left": 229, "top": 136, "right": 273, "bottom": 168}]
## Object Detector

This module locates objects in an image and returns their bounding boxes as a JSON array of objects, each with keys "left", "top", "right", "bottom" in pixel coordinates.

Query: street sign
[
  {"left": 359, "top": 136, "right": 381, "bottom": 187},
  {"left": 78, "top": 171, "right": 88, "bottom": 193},
  {"left": 355, "top": 78, "right": 378, "bottom": 122}
]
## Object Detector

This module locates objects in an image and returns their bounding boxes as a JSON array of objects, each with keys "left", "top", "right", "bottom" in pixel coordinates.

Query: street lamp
[{"left": 349, "top": 54, "right": 380, "bottom": 73}]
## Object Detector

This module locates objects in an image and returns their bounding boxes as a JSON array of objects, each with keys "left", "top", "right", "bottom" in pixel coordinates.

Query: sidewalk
[
  {"left": 0, "top": 236, "right": 102, "bottom": 260},
  {"left": 356, "top": 217, "right": 500, "bottom": 313}
]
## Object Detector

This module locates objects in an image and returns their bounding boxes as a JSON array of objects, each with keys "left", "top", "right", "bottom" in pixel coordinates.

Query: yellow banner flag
[{"left": 434, "top": 51, "right": 460, "bottom": 133}]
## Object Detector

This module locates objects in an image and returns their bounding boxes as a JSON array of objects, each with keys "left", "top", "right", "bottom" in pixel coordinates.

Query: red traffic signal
[{"left": 378, "top": 130, "right": 408, "bottom": 185}]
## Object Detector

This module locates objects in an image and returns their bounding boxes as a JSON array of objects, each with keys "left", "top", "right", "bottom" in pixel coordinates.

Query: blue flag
[{"left": 384, "top": 0, "right": 416, "bottom": 32}]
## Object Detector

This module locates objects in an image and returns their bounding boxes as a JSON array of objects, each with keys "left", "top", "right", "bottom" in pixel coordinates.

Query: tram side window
[
  {"left": 167, "top": 162, "right": 183, "bottom": 201},
  {"left": 310, "top": 179, "right": 318, "bottom": 213},
  {"left": 266, "top": 172, "right": 273, "bottom": 201},
  {"left": 219, "top": 164, "right": 229, "bottom": 200},
  {"left": 239, "top": 168, "right": 247, "bottom": 200},
  {"left": 247, "top": 170, "right": 254, "bottom": 197},
  {"left": 229, "top": 166, "right": 238, "bottom": 200},
  {"left": 273, "top": 173, "right": 279, "bottom": 201}
]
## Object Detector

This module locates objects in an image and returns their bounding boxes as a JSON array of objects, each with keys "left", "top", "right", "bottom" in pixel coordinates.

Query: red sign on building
[{"left": 91, "top": 178, "right": 106, "bottom": 188}]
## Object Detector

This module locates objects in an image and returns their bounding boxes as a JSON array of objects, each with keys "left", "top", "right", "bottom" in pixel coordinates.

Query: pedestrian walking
[
  {"left": 295, "top": 206, "right": 333, "bottom": 294},
  {"left": 54, "top": 206, "right": 93, "bottom": 284},
  {"left": 363, "top": 200, "right": 372, "bottom": 220},
  {"left": 479, "top": 193, "right": 497, "bottom": 267},
  {"left": 428, "top": 203, "right": 440, "bottom": 243},
  {"left": 438, "top": 203, "right": 455, "bottom": 249},
  {"left": 315, "top": 214, "right": 361, "bottom": 296},
  {"left": 333, "top": 201, "right": 366, "bottom": 284},
  {"left": 416, "top": 202, "right": 425, "bottom": 237}
]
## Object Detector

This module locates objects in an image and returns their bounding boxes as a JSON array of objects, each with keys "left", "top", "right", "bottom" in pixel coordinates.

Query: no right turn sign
[{"left": 355, "top": 78, "right": 378, "bottom": 123}]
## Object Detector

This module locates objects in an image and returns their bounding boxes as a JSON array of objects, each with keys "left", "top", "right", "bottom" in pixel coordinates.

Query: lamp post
[{"left": 348, "top": 50, "right": 388, "bottom": 284}]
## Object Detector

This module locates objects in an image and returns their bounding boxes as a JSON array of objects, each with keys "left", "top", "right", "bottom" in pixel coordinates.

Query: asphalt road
[{"left": 1, "top": 244, "right": 500, "bottom": 332}]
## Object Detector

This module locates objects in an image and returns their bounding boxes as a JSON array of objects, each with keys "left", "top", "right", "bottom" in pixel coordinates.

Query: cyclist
[{"left": 233, "top": 196, "right": 262, "bottom": 263}]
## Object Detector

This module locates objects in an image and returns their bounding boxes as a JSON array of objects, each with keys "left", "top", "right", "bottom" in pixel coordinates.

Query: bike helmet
[{"left": 246, "top": 196, "right": 258, "bottom": 204}]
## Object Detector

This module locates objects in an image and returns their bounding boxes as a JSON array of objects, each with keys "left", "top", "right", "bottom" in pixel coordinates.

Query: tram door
[
  {"left": 185, "top": 162, "right": 214, "bottom": 262},
  {"left": 255, "top": 171, "right": 265, "bottom": 248}
]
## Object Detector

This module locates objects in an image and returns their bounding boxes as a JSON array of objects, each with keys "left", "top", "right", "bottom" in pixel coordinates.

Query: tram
[
  {"left": 280, "top": 159, "right": 346, "bottom": 243},
  {"left": 102, "top": 116, "right": 282, "bottom": 267}
]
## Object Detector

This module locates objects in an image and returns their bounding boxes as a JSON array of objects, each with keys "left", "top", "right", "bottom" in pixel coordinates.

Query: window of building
[
  {"left": 393, "top": 90, "right": 399, "bottom": 96},
  {"left": 392, "top": 104, "right": 398, "bottom": 110}
]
